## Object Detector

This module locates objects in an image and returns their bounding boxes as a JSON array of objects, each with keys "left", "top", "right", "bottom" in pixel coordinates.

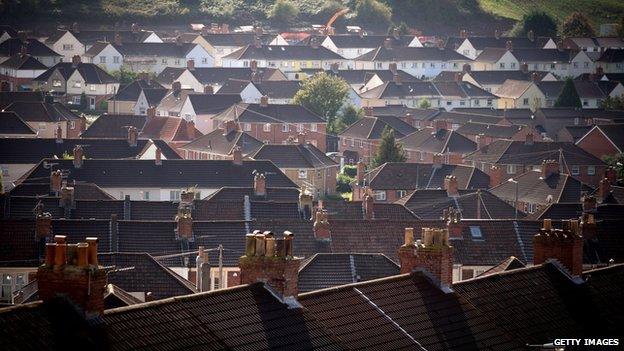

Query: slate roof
[
  {"left": 598, "top": 49, "right": 624, "bottom": 63},
  {"left": 0, "top": 53, "right": 47, "bottom": 70},
  {"left": 33, "top": 62, "right": 117, "bottom": 84},
  {"left": 355, "top": 46, "right": 469, "bottom": 62},
  {"left": 299, "top": 271, "right": 522, "bottom": 351},
  {"left": 0, "top": 91, "right": 43, "bottom": 109},
  {"left": 322, "top": 200, "right": 419, "bottom": 221},
  {"left": 109, "top": 79, "right": 164, "bottom": 102},
  {"left": 0, "top": 111, "right": 36, "bottom": 135},
  {"left": 113, "top": 42, "right": 200, "bottom": 57},
  {"left": 0, "top": 38, "right": 61, "bottom": 58},
  {"left": 156, "top": 67, "right": 285, "bottom": 86},
  {"left": 205, "top": 186, "right": 300, "bottom": 203},
  {"left": 494, "top": 79, "right": 532, "bottom": 98},
  {"left": 340, "top": 115, "right": 416, "bottom": 140},
  {"left": 399, "top": 127, "right": 477, "bottom": 155},
  {"left": 80, "top": 114, "right": 146, "bottom": 138},
  {"left": 361, "top": 162, "right": 490, "bottom": 190},
  {"left": 512, "top": 48, "right": 575, "bottom": 62},
  {"left": 217, "top": 79, "right": 302, "bottom": 99},
  {"left": 3, "top": 101, "right": 80, "bottom": 122},
  {"left": 361, "top": 81, "right": 494, "bottom": 99},
  {"left": 8, "top": 182, "right": 114, "bottom": 200},
  {"left": 201, "top": 32, "right": 279, "bottom": 46},
  {"left": 185, "top": 93, "right": 241, "bottom": 114},
  {"left": 179, "top": 128, "right": 263, "bottom": 156},
  {"left": 529, "top": 203, "right": 624, "bottom": 221},
  {"left": 298, "top": 253, "right": 400, "bottom": 293},
  {"left": 464, "top": 140, "right": 605, "bottom": 166},
  {"left": 450, "top": 36, "right": 547, "bottom": 51},
  {"left": 456, "top": 121, "right": 528, "bottom": 138},
  {"left": 322, "top": 34, "right": 417, "bottom": 48},
  {"left": 371, "top": 105, "right": 437, "bottom": 120},
  {"left": 212, "top": 102, "right": 325, "bottom": 124},
  {"left": 249, "top": 143, "right": 338, "bottom": 169},
  {"left": 21, "top": 159, "right": 298, "bottom": 189},
  {"left": 302, "top": 69, "right": 420, "bottom": 85},
  {"left": 444, "top": 70, "right": 551, "bottom": 85},
  {"left": 477, "top": 256, "right": 526, "bottom": 277},
  {"left": 223, "top": 44, "right": 345, "bottom": 61}
]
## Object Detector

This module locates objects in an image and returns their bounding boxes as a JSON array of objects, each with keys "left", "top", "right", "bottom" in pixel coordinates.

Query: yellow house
[{"left": 495, "top": 80, "right": 546, "bottom": 111}]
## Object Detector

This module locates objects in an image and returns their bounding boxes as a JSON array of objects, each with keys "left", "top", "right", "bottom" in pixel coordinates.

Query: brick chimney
[
  {"left": 114, "top": 32, "right": 121, "bottom": 46},
  {"left": 525, "top": 132, "right": 534, "bottom": 145},
  {"left": 239, "top": 231, "right": 301, "bottom": 297},
  {"left": 582, "top": 195, "right": 597, "bottom": 213},
  {"left": 392, "top": 28, "right": 400, "bottom": 40},
  {"left": 175, "top": 208, "right": 194, "bottom": 241},
  {"left": 531, "top": 72, "right": 540, "bottom": 82},
  {"left": 432, "top": 153, "right": 443, "bottom": 168},
  {"left": 596, "top": 66, "right": 604, "bottom": 76},
  {"left": 310, "top": 37, "right": 319, "bottom": 49},
  {"left": 55, "top": 123, "right": 63, "bottom": 143},
  {"left": 254, "top": 172, "right": 266, "bottom": 197},
  {"left": 505, "top": 40, "right": 513, "bottom": 51},
  {"left": 330, "top": 62, "right": 339, "bottom": 73},
  {"left": 187, "top": 59, "right": 195, "bottom": 71},
  {"left": 180, "top": 188, "right": 196, "bottom": 205},
  {"left": 443, "top": 207, "right": 462, "bottom": 238},
  {"left": 313, "top": 209, "right": 331, "bottom": 240},
  {"left": 605, "top": 167, "right": 617, "bottom": 184},
  {"left": 541, "top": 159, "right": 559, "bottom": 179},
  {"left": 71, "top": 55, "right": 81, "bottom": 67},
  {"left": 597, "top": 178, "right": 611, "bottom": 202},
  {"left": 231, "top": 146, "right": 243, "bottom": 166},
  {"left": 364, "top": 106, "right": 373, "bottom": 117},
  {"left": 155, "top": 148, "right": 162, "bottom": 166},
  {"left": 489, "top": 165, "right": 504, "bottom": 187},
  {"left": 260, "top": 95, "right": 269, "bottom": 107},
  {"left": 72, "top": 22, "right": 80, "bottom": 33},
  {"left": 223, "top": 119, "right": 238, "bottom": 135},
  {"left": 460, "top": 29, "right": 468, "bottom": 38},
  {"left": 398, "top": 227, "right": 453, "bottom": 286},
  {"left": 172, "top": 81, "right": 182, "bottom": 94},
  {"left": 127, "top": 126, "right": 138, "bottom": 147},
  {"left": 35, "top": 211, "right": 52, "bottom": 240},
  {"left": 297, "top": 132, "right": 306, "bottom": 145},
  {"left": 389, "top": 62, "right": 397, "bottom": 74},
  {"left": 363, "top": 193, "right": 374, "bottom": 219},
  {"left": 37, "top": 236, "right": 107, "bottom": 316},
  {"left": 533, "top": 219, "right": 583, "bottom": 275},
  {"left": 520, "top": 63, "right": 528, "bottom": 74},
  {"left": 383, "top": 38, "right": 392, "bottom": 50},
  {"left": 203, "top": 85, "right": 214, "bottom": 94},
  {"left": 475, "top": 134, "right": 486, "bottom": 150},
  {"left": 250, "top": 59, "right": 258, "bottom": 72},
  {"left": 131, "top": 23, "right": 139, "bottom": 33},
  {"left": 186, "top": 120, "right": 197, "bottom": 140},
  {"left": 462, "top": 63, "right": 471, "bottom": 73},
  {"left": 146, "top": 106, "right": 156, "bottom": 119},
  {"left": 433, "top": 119, "right": 447, "bottom": 132},
  {"left": 444, "top": 175, "right": 459, "bottom": 197},
  {"left": 50, "top": 170, "right": 62, "bottom": 194},
  {"left": 59, "top": 184, "right": 75, "bottom": 212},
  {"left": 73, "top": 145, "right": 84, "bottom": 169},
  {"left": 393, "top": 73, "right": 402, "bottom": 85},
  {"left": 298, "top": 189, "right": 313, "bottom": 219},
  {"left": 196, "top": 246, "right": 210, "bottom": 292}
]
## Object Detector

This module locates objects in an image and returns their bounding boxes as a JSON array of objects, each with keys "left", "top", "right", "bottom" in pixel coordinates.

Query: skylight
[{"left": 469, "top": 226, "right": 483, "bottom": 239}]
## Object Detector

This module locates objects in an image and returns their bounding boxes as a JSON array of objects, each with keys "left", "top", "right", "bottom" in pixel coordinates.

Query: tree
[
  {"left": 603, "top": 153, "right": 624, "bottom": 182},
  {"left": 269, "top": 0, "right": 299, "bottom": 25},
  {"left": 355, "top": 0, "right": 392, "bottom": 28},
  {"left": 516, "top": 11, "right": 557, "bottom": 37},
  {"left": 554, "top": 78, "right": 581, "bottom": 108},
  {"left": 601, "top": 95, "right": 624, "bottom": 110},
  {"left": 294, "top": 73, "right": 349, "bottom": 133},
  {"left": 371, "top": 127, "right": 406, "bottom": 168},
  {"left": 79, "top": 92, "right": 88, "bottom": 110},
  {"left": 332, "top": 105, "right": 363, "bottom": 134},
  {"left": 561, "top": 12, "right": 595, "bottom": 38},
  {"left": 418, "top": 98, "right": 431, "bottom": 109},
  {"left": 618, "top": 16, "right": 624, "bottom": 38},
  {"left": 112, "top": 69, "right": 139, "bottom": 85}
]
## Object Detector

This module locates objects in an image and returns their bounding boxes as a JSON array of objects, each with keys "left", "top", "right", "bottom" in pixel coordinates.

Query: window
[
  {"left": 487, "top": 99, "right": 493, "bottom": 106},
  {"left": 175, "top": 59, "right": 181, "bottom": 65},
  {"left": 282, "top": 124, "right": 289, "bottom": 132},
  {"left": 298, "top": 169, "right": 308, "bottom": 179},
  {"left": 527, "top": 203, "right": 537, "bottom": 214},
  {"left": 583, "top": 100, "right": 589, "bottom": 106},
  {"left": 499, "top": 62, "right": 505, "bottom": 69},
  {"left": 113, "top": 56, "right": 120, "bottom": 63},
  {"left": 550, "top": 63, "right": 556, "bottom": 69},
  {"left": 73, "top": 96, "right": 81, "bottom": 104},
  {"left": 100, "top": 56, "right": 106, "bottom": 63},
  {"left": 376, "top": 62, "right": 382, "bottom": 69},
  {"left": 263, "top": 123, "right": 271, "bottom": 132},
  {"left": 474, "top": 99, "right": 480, "bottom": 106},
  {"left": 359, "top": 139, "right": 363, "bottom": 148},
  {"left": 350, "top": 138, "right": 354, "bottom": 147},
  {"left": 342, "top": 137, "right": 347, "bottom": 146},
  {"left": 373, "top": 190, "right": 386, "bottom": 201},
  {"left": 461, "top": 269, "right": 474, "bottom": 280},
  {"left": 52, "top": 79, "right": 62, "bottom": 87},
  {"left": 73, "top": 81, "right": 82, "bottom": 88},
  {"left": 62, "top": 44, "right": 73, "bottom": 51},
  {"left": 573, "top": 62, "right": 579, "bottom": 68},
  {"left": 469, "top": 226, "right": 483, "bottom": 239},
  {"left": 459, "top": 100, "right": 466, "bottom": 106},
  {"left": 202, "top": 57, "right": 208, "bottom": 64},
  {"left": 142, "top": 191, "right": 150, "bottom": 200},
  {"left": 243, "top": 123, "right": 251, "bottom": 132},
  {"left": 310, "top": 123, "right": 317, "bottom": 132},
  {"left": 297, "top": 123, "right": 304, "bottom": 132},
  {"left": 506, "top": 164, "right": 517, "bottom": 174},
  {"left": 396, "top": 190, "right": 406, "bottom": 198},
  {"left": 90, "top": 84, "right": 96, "bottom": 91},
  {"left": 571, "top": 165, "right": 580, "bottom": 175},
  {"left": 170, "top": 190, "right": 181, "bottom": 201},
  {"left": 523, "top": 98, "right": 529, "bottom": 106},
  {"left": 510, "top": 62, "right": 516, "bottom": 69},
  {"left": 588, "top": 166, "right": 596, "bottom": 175},
  {"left": 162, "top": 58, "right": 168, "bottom": 64},
  {"left": 70, "top": 121, "right": 76, "bottom": 129}
]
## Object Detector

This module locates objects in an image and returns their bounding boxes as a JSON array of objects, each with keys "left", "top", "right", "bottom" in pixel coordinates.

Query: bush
[
  {"left": 336, "top": 173, "right": 354, "bottom": 193},
  {"left": 516, "top": 11, "right": 558, "bottom": 37},
  {"left": 561, "top": 12, "right": 595, "bottom": 38},
  {"left": 342, "top": 164, "right": 357, "bottom": 178},
  {"left": 269, "top": 0, "right": 299, "bottom": 25},
  {"left": 355, "top": 0, "right": 392, "bottom": 28}
]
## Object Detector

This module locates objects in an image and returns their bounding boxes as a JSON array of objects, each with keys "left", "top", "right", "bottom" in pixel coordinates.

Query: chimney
[
  {"left": 251, "top": 71, "right": 261, "bottom": 84},
  {"left": 330, "top": 62, "right": 339, "bottom": 73},
  {"left": 175, "top": 35, "right": 183, "bottom": 46},
  {"left": 202, "top": 84, "right": 214, "bottom": 94},
  {"left": 186, "top": 120, "right": 196, "bottom": 140},
  {"left": 582, "top": 195, "right": 597, "bottom": 213},
  {"left": 433, "top": 119, "right": 447, "bottom": 132},
  {"left": 462, "top": 63, "right": 471, "bottom": 73},
  {"left": 310, "top": 37, "right": 319, "bottom": 49},
  {"left": 596, "top": 66, "right": 604, "bottom": 76},
  {"left": 313, "top": 209, "right": 331, "bottom": 240},
  {"left": 123, "top": 195, "right": 131, "bottom": 220},
  {"left": 520, "top": 63, "right": 528, "bottom": 74},
  {"left": 392, "top": 28, "right": 400, "bottom": 40},
  {"left": 298, "top": 189, "right": 314, "bottom": 220},
  {"left": 175, "top": 208, "right": 193, "bottom": 241},
  {"left": 239, "top": 231, "right": 301, "bottom": 297},
  {"left": 127, "top": 126, "right": 138, "bottom": 147},
  {"left": 37, "top": 236, "right": 107, "bottom": 316},
  {"left": 72, "top": 22, "right": 80, "bottom": 33},
  {"left": 71, "top": 55, "right": 81, "bottom": 67},
  {"left": 404, "top": 113, "right": 416, "bottom": 127},
  {"left": 55, "top": 123, "right": 63, "bottom": 143},
  {"left": 221, "top": 23, "right": 229, "bottom": 33},
  {"left": 73, "top": 145, "right": 84, "bottom": 169},
  {"left": 231, "top": 146, "right": 243, "bottom": 165},
  {"left": 389, "top": 62, "right": 397, "bottom": 74},
  {"left": 525, "top": 132, "right": 534, "bottom": 145},
  {"left": 443, "top": 207, "right": 462, "bottom": 238},
  {"left": 436, "top": 39, "right": 444, "bottom": 50},
  {"left": 223, "top": 119, "right": 238, "bottom": 135},
  {"left": 364, "top": 106, "right": 373, "bottom": 117},
  {"left": 454, "top": 72, "right": 463, "bottom": 82},
  {"left": 131, "top": 23, "right": 139, "bottom": 33},
  {"left": 363, "top": 193, "right": 374, "bottom": 219},
  {"left": 114, "top": 32, "right": 121, "bottom": 46},
  {"left": 393, "top": 73, "right": 402, "bottom": 85},
  {"left": 59, "top": 185, "right": 75, "bottom": 212},
  {"left": 50, "top": 170, "right": 62, "bottom": 195},
  {"left": 260, "top": 95, "right": 269, "bottom": 107},
  {"left": 250, "top": 59, "right": 258, "bottom": 72},
  {"left": 297, "top": 132, "right": 306, "bottom": 145},
  {"left": 541, "top": 159, "right": 559, "bottom": 179},
  {"left": 155, "top": 148, "right": 162, "bottom": 166},
  {"left": 356, "top": 161, "right": 366, "bottom": 185},
  {"left": 146, "top": 106, "right": 156, "bottom": 119},
  {"left": 254, "top": 25, "right": 263, "bottom": 37},
  {"left": 527, "top": 30, "right": 535, "bottom": 42},
  {"left": 533, "top": 219, "right": 583, "bottom": 275},
  {"left": 383, "top": 38, "right": 392, "bottom": 50},
  {"left": 180, "top": 188, "right": 196, "bottom": 205},
  {"left": 598, "top": 178, "right": 611, "bottom": 202},
  {"left": 187, "top": 59, "right": 195, "bottom": 71},
  {"left": 19, "top": 44, "right": 27, "bottom": 56},
  {"left": 398, "top": 227, "right": 453, "bottom": 286},
  {"left": 505, "top": 40, "right": 513, "bottom": 51},
  {"left": 531, "top": 72, "right": 540, "bottom": 82},
  {"left": 444, "top": 175, "right": 459, "bottom": 197},
  {"left": 172, "top": 81, "right": 182, "bottom": 94},
  {"left": 432, "top": 153, "right": 443, "bottom": 168},
  {"left": 489, "top": 165, "right": 504, "bottom": 187},
  {"left": 254, "top": 173, "right": 266, "bottom": 197},
  {"left": 460, "top": 29, "right": 468, "bottom": 38},
  {"left": 196, "top": 246, "right": 210, "bottom": 292},
  {"left": 605, "top": 167, "right": 617, "bottom": 184},
  {"left": 475, "top": 134, "right": 486, "bottom": 150}
]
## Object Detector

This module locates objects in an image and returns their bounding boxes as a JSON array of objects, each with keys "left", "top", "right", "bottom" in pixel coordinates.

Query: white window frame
[
  {"left": 298, "top": 169, "right": 308, "bottom": 179},
  {"left": 571, "top": 165, "right": 580, "bottom": 175},
  {"left": 282, "top": 124, "right": 289, "bottom": 132},
  {"left": 587, "top": 166, "right": 596, "bottom": 176},
  {"left": 506, "top": 164, "right": 517, "bottom": 174},
  {"left": 373, "top": 190, "right": 386, "bottom": 201}
]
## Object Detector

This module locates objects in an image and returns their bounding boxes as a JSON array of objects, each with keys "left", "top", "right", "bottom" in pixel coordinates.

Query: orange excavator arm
[{"left": 325, "top": 8, "right": 350, "bottom": 34}]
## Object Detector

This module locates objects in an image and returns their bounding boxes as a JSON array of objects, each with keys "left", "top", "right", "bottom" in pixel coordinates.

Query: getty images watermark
[{"left": 528, "top": 339, "right": 620, "bottom": 348}]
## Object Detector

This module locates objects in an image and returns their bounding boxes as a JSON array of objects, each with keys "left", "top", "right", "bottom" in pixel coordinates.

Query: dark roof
[
  {"left": 356, "top": 46, "right": 469, "bottom": 61},
  {"left": 22, "top": 159, "right": 298, "bottom": 189},
  {"left": 362, "top": 162, "right": 490, "bottom": 190},
  {"left": 142, "top": 88, "right": 168, "bottom": 107},
  {"left": 371, "top": 105, "right": 437, "bottom": 120},
  {"left": 529, "top": 203, "right": 624, "bottom": 221},
  {"left": 0, "top": 91, "right": 43, "bottom": 109},
  {"left": 0, "top": 38, "right": 60, "bottom": 57},
  {"left": 588, "top": 124, "right": 624, "bottom": 151},
  {"left": 451, "top": 36, "right": 546, "bottom": 50},
  {"left": 302, "top": 69, "right": 419, "bottom": 85},
  {"left": 458, "top": 70, "right": 551, "bottom": 85},
  {"left": 598, "top": 49, "right": 624, "bottom": 63},
  {"left": 3, "top": 101, "right": 80, "bottom": 122},
  {"left": 299, "top": 271, "right": 522, "bottom": 350},
  {"left": 340, "top": 115, "right": 416, "bottom": 139},
  {"left": 0, "top": 111, "right": 36, "bottom": 135},
  {"left": 477, "top": 256, "right": 526, "bottom": 277},
  {"left": 109, "top": 79, "right": 164, "bottom": 101},
  {"left": 399, "top": 127, "right": 477, "bottom": 154},
  {"left": 456, "top": 121, "right": 529, "bottom": 138},
  {"left": 322, "top": 200, "right": 420, "bottom": 221},
  {"left": 298, "top": 253, "right": 400, "bottom": 293},
  {"left": 179, "top": 128, "right": 263, "bottom": 156},
  {"left": 205, "top": 186, "right": 300, "bottom": 203},
  {"left": 113, "top": 42, "right": 199, "bottom": 57},
  {"left": 223, "top": 44, "right": 345, "bottom": 61},
  {"left": 9, "top": 182, "right": 114, "bottom": 200},
  {"left": 218, "top": 79, "right": 302, "bottom": 99},
  {"left": 34, "top": 62, "right": 117, "bottom": 84},
  {"left": 0, "top": 53, "right": 47, "bottom": 70},
  {"left": 249, "top": 143, "right": 337, "bottom": 169},
  {"left": 323, "top": 34, "right": 417, "bottom": 48},
  {"left": 156, "top": 67, "right": 285, "bottom": 86},
  {"left": 512, "top": 48, "right": 575, "bottom": 63},
  {"left": 361, "top": 81, "right": 494, "bottom": 99},
  {"left": 213, "top": 103, "right": 325, "bottom": 124},
  {"left": 80, "top": 114, "right": 146, "bottom": 138},
  {"left": 201, "top": 32, "right": 279, "bottom": 46},
  {"left": 71, "top": 29, "right": 159, "bottom": 45},
  {"left": 185, "top": 93, "right": 241, "bottom": 114}
]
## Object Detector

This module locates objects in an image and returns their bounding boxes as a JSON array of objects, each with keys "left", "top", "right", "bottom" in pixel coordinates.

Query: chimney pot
[
  {"left": 50, "top": 170, "right": 62, "bottom": 194},
  {"left": 383, "top": 38, "right": 392, "bottom": 50},
  {"left": 127, "top": 126, "right": 138, "bottom": 147},
  {"left": 172, "top": 81, "right": 182, "bottom": 93},
  {"left": 444, "top": 175, "right": 459, "bottom": 197},
  {"left": 55, "top": 123, "right": 63, "bottom": 143},
  {"left": 393, "top": 73, "right": 402, "bottom": 85},
  {"left": 389, "top": 62, "right": 397, "bottom": 74},
  {"left": 203, "top": 85, "right": 214, "bottom": 94},
  {"left": 398, "top": 227, "right": 453, "bottom": 286},
  {"left": 533, "top": 221, "right": 583, "bottom": 275},
  {"left": 260, "top": 95, "right": 269, "bottom": 107},
  {"left": 155, "top": 148, "right": 162, "bottom": 165},
  {"left": 71, "top": 55, "right": 81, "bottom": 67},
  {"left": 187, "top": 59, "right": 195, "bottom": 70},
  {"left": 525, "top": 132, "right": 534, "bottom": 145},
  {"left": 313, "top": 209, "right": 331, "bottom": 240},
  {"left": 541, "top": 159, "right": 559, "bottom": 179},
  {"left": 232, "top": 146, "right": 243, "bottom": 165},
  {"left": 72, "top": 145, "right": 84, "bottom": 169},
  {"left": 114, "top": 32, "right": 122, "bottom": 46},
  {"left": 505, "top": 40, "right": 513, "bottom": 51},
  {"left": 254, "top": 173, "right": 266, "bottom": 197},
  {"left": 363, "top": 193, "right": 374, "bottom": 219}
]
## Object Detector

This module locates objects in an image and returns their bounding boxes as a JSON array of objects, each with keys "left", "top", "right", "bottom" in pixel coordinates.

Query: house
[
  {"left": 80, "top": 113, "right": 146, "bottom": 139},
  {"left": 154, "top": 83, "right": 194, "bottom": 117},
  {"left": 472, "top": 47, "right": 521, "bottom": 71},
  {"left": 178, "top": 120, "right": 263, "bottom": 160},
  {"left": 351, "top": 161, "right": 490, "bottom": 202},
  {"left": 177, "top": 92, "right": 242, "bottom": 133},
  {"left": 511, "top": 48, "right": 579, "bottom": 77},
  {"left": 156, "top": 65, "right": 287, "bottom": 92},
  {"left": 0, "top": 25, "right": 17, "bottom": 43},
  {"left": 139, "top": 110, "right": 203, "bottom": 149},
  {"left": 338, "top": 112, "right": 416, "bottom": 164},
  {"left": 43, "top": 29, "right": 85, "bottom": 61},
  {"left": 0, "top": 111, "right": 37, "bottom": 138},
  {"left": 563, "top": 37, "right": 624, "bottom": 53},
  {"left": 456, "top": 121, "right": 542, "bottom": 145},
  {"left": 448, "top": 34, "right": 555, "bottom": 60},
  {"left": 0, "top": 90, "right": 44, "bottom": 109},
  {"left": 398, "top": 125, "right": 477, "bottom": 164},
  {"left": 107, "top": 77, "right": 165, "bottom": 115},
  {"left": 464, "top": 136, "right": 607, "bottom": 187},
  {"left": 535, "top": 80, "right": 624, "bottom": 109},
  {"left": 353, "top": 44, "right": 471, "bottom": 79},
  {"left": 216, "top": 78, "right": 301, "bottom": 104},
  {"left": 0, "top": 38, "right": 62, "bottom": 67},
  {"left": 489, "top": 160, "right": 594, "bottom": 214},
  {"left": 436, "top": 68, "right": 556, "bottom": 93},
  {"left": 221, "top": 43, "right": 347, "bottom": 72},
  {"left": 495, "top": 79, "right": 546, "bottom": 110},
  {"left": 32, "top": 56, "right": 119, "bottom": 110},
  {"left": 317, "top": 32, "right": 422, "bottom": 59},
  {"left": 2, "top": 101, "right": 84, "bottom": 138},
  {"left": 212, "top": 98, "right": 328, "bottom": 151},
  {"left": 249, "top": 139, "right": 339, "bottom": 197},
  {"left": 534, "top": 108, "right": 624, "bottom": 140},
  {"left": 576, "top": 124, "right": 624, "bottom": 159},
  {"left": 0, "top": 53, "right": 48, "bottom": 91}
]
